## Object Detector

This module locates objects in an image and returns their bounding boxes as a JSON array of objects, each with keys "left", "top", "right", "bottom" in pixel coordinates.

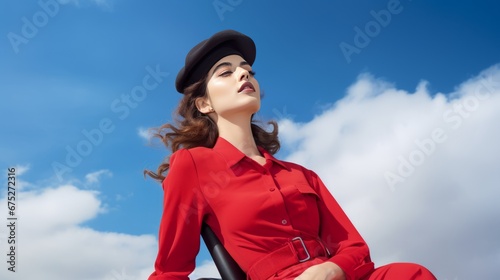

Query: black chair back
[{"left": 200, "top": 223, "right": 246, "bottom": 280}]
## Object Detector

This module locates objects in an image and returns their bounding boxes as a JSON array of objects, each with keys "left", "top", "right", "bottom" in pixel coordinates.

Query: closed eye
[
  {"left": 219, "top": 71, "right": 233, "bottom": 77},
  {"left": 218, "top": 69, "right": 255, "bottom": 77}
]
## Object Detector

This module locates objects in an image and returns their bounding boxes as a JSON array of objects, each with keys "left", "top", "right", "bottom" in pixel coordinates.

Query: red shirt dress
[{"left": 148, "top": 137, "right": 374, "bottom": 280}]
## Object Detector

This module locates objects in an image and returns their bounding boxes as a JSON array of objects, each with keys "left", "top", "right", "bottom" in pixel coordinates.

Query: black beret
[{"left": 175, "top": 30, "right": 256, "bottom": 93}]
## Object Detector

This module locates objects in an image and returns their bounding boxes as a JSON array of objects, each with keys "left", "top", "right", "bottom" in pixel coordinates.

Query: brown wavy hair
[{"left": 145, "top": 75, "right": 280, "bottom": 182}]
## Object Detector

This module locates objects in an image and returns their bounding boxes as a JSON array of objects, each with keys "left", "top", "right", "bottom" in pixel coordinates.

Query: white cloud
[
  {"left": 188, "top": 260, "right": 221, "bottom": 279},
  {"left": 0, "top": 175, "right": 156, "bottom": 280},
  {"left": 14, "top": 164, "right": 30, "bottom": 176},
  {"left": 279, "top": 64, "right": 500, "bottom": 279},
  {"left": 138, "top": 127, "right": 153, "bottom": 142},
  {"left": 85, "top": 169, "right": 112, "bottom": 185},
  {"left": 8, "top": 164, "right": 33, "bottom": 191},
  {"left": 1, "top": 64, "right": 498, "bottom": 280}
]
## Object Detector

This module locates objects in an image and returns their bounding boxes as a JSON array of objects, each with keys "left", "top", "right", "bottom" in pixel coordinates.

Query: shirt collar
[
  {"left": 213, "top": 137, "right": 246, "bottom": 168},
  {"left": 213, "top": 137, "right": 290, "bottom": 171},
  {"left": 258, "top": 146, "right": 290, "bottom": 171}
]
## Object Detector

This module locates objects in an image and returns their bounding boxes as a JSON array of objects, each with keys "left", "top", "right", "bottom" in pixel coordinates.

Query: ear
[{"left": 195, "top": 97, "right": 214, "bottom": 114}]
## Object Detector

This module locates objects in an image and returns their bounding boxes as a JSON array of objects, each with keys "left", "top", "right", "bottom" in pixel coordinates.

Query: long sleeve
[
  {"left": 304, "top": 169, "right": 374, "bottom": 280},
  {"left": 148, "top": 149, "right": 207, "bottom": 280}
]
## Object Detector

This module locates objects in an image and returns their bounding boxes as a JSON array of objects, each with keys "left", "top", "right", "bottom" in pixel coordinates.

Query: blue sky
[{"left": 1, "top": 1, "right": 500, "bottom": 279}]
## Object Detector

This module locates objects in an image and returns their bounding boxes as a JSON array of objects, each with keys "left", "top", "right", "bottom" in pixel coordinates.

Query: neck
[{"left": 216, "top": 115, "right": 260, "bottom": 157}]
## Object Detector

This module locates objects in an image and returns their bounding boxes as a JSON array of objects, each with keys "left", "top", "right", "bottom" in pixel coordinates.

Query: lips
[{"left": 238, "top": 81, "right": 255, "bottom": 93}]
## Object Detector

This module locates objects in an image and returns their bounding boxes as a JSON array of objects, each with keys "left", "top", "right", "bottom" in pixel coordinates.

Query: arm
[
  {"left": 304, "top": 169, "right": 374, "bottom": 280},
  {"left": 148, "top": 149, "right": 207, "bottom": 280},
  {"left": 295, "top": 262, "right": 346, "bottom": 280}
]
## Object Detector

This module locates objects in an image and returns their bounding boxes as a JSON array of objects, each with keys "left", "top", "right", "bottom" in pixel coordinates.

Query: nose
[{"left": 238, "top": 67, "right": 250, "bottom": 81}]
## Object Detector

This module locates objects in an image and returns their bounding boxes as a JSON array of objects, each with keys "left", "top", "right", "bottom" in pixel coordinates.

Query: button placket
[{"left": 264, "top": 166, "right": 290, "bottom": 227}]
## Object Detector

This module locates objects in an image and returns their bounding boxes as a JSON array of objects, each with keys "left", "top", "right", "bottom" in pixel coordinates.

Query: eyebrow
[{"left": 211, "top": 61, "right": 250, "bottom": 76}]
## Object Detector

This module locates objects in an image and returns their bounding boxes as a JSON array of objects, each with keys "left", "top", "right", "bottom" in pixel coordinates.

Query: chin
[{"left": 248, "top": 100, "right": 261, "bottom": 113}]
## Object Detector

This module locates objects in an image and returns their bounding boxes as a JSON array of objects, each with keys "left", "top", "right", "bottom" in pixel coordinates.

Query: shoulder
[
  {"left": 170, "top": 146, "right": 211, "bottom": 159},
  {"left": 187, "top": 146, "right": 213, "bottom": 155},
  {"left": 276, "top": 159, "right": 323, "bottom": 185},
  {"left": 278, "top": 159, "right": 311, "bottom": 173},
  {"left": 163, "top": 148, "right": 215, "bottom": 189},
  {"left": 165, "top": 147, "right": 226, "bottom": 190},
  {"left": 276, "top": 158, "right": 317, "bottom": 179},
  {"left": 170, "top": 146, "right": 217, "bottom": 167},
  {"left": 169, "top": 148, "right": 193, "bottom": 165}
]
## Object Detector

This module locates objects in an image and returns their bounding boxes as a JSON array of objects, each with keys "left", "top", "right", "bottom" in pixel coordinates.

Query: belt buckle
[{"left": 291, "top": 237, "right": 311, "bottom": 262}]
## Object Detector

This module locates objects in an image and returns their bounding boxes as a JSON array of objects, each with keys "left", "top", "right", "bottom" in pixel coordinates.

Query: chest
[{"left": 195, "top": 158, "right": 321, "bottom": 236}]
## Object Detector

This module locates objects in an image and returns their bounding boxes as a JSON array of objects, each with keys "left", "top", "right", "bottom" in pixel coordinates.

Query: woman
[{"left": 147, "top": 30, "right": 436, "bottom": 280}]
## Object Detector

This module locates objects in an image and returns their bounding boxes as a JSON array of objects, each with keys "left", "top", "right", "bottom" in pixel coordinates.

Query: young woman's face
[{"left": 203, "top": 54, "right": 260, "bottom": 118}]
